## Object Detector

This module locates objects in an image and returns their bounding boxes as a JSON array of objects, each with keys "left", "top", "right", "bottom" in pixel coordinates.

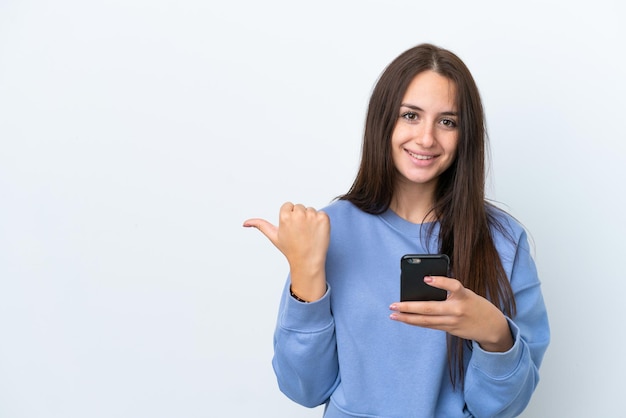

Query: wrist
[
  {"left": 289, "top": 281, "right": 327, "bottom": 303},
  {"left": 289, "top": 264, "right": 326, "bottom": 302},
  {"left": 290, "top": 286, "right": 311, "bottom": 303},
  {"left": 477, "top": 315, "right": 514, "bottom": 353}
]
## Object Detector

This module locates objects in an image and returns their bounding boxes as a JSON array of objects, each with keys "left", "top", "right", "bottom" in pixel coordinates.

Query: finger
[
  {"left": 423, "top": 275, "right": 462, "bottom": 293},
  {"left": 279, "top": 202, "right": 304, "bottom": 222},
  {"left": 280, "top": 202, "right": 324, "bottom": 222},
  {"left": 242, "top": 218, "right": 279, "bottom": 246},
  {"left": 280, "top": 201, "right": 295, "bottom": 212},
  {"left": 292, "top": 203, "right": 307, "bottom": 213},
  {"left": 389, "top": 300, "right": 446, "bottom": 316}
]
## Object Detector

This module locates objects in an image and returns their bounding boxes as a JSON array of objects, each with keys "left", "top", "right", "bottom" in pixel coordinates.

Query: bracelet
[{"left": 289, "top": 287, "right": 310, "bottom": 303}]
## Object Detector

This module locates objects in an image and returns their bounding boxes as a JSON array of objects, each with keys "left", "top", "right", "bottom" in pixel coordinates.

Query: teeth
[{"left": 408, "top": 151, "right": 433, "bottom": 160}]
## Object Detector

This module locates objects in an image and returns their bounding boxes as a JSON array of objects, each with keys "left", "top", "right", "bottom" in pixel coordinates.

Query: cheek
[
  {"left": 446, "top": 135, "right": 459, "bottom": 157},
  {"left": 439, "top": 137, "right": 459, "bottom": 170},
  {"left": 390, "top": 126, "right": 400, "bottom": 145},
  {"left": 390, "top": 125, "right": 409, "bottom": 147}
]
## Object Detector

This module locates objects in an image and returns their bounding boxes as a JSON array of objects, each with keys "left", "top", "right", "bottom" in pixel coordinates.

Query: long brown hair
[{"left": 339, "top": 43, "right": 516, "bottom": 387}]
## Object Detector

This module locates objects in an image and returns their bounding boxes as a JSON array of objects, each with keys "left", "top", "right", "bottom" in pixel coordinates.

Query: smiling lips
[{"left": 406, "top": 149, "right": 435, "bottom": 161}]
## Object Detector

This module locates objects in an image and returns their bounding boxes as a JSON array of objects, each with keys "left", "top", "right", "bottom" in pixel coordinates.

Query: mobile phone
[{"left": 400, "top": 254, "right": 450, "bottom": 301}]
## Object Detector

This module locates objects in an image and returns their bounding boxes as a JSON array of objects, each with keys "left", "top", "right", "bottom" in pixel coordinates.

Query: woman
[{"left": 244, "top": 43, "right": 550, "bottom": 418}]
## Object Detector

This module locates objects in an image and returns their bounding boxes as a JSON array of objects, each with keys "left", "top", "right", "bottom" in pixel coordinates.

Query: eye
[
  {"left": 400, "top": 111, "right": 419, "bottom": 122},
  {"left": 440, "top": 118, "right": 457, "bottom": 128}
]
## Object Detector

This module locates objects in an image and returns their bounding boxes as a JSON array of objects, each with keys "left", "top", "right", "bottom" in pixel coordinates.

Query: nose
[{"left": 415, "top": 122, "right": 436, "bottom": 148}]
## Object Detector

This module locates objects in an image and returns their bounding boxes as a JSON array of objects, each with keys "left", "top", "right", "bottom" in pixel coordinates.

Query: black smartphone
[{"left": 400, "top": 254, "right": 450, "bottom": 301}]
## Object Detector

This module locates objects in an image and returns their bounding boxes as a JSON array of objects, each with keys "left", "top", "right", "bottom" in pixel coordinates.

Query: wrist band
[{"left": 290, "top": 287, "right": 310, "bottom": 303}]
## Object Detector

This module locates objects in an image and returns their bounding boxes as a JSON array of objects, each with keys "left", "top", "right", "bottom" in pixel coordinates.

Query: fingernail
[
  {"left": 389, "top": 313, "right": 398, "bottom": 320},
  {"left": 389, "top": 304, "right": 398, "bottom": 311},
  {"left": 424, "top": 276, "right": 433, "bottom": 283}
]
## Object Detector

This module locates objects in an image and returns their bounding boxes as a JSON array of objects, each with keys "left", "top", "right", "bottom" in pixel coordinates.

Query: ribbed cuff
[
  {"left": 279, "top": 284, "right": 333, "bottom": 332},
  {"left": 470, "top": 317, "right": 523, "bottom": 378}
]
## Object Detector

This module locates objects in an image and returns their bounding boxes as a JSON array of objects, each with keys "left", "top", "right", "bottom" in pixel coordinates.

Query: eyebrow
[{"left": 400, "top": 103, "right": 458, "bottom": 117}]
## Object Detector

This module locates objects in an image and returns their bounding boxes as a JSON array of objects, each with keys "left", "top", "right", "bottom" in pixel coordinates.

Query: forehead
[{"left": 401, "top": 71, "right": 457, "bottom": 109}]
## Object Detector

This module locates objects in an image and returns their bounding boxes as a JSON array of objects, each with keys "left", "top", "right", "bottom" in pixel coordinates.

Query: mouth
[{"left": 406, "top": 150, "right": 434, "bottom": 160}]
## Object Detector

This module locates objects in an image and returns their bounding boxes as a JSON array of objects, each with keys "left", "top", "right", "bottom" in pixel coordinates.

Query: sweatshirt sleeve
[
  {"left": 271, "top": 279, "right": 339, "bottom": 408},
  {"left": 464, "top": 228, "right": 550, "bottom": 418}
]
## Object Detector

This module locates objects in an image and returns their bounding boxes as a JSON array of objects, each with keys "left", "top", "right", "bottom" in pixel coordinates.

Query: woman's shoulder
[
  {"left": 486, "top": 203, "right": 528, "bottom": 247},
  {"left": 319, "top": 199, "right": 379, "bottom": 229},
  {"left": 320, "top": 199, "right": 361, "bottom": 217}
]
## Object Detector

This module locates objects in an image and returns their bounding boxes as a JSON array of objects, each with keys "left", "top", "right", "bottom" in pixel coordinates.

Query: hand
[
  {"left": 389, "top": 276, "right": 514, "bottom": 352},
  {"left": 243, "top": 202, "right": 330, "bottom": 301}
]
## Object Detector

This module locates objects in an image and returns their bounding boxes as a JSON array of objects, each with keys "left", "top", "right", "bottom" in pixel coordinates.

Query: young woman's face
[{"left": 391, "top": 70, "right": 459, "bottom": 192}]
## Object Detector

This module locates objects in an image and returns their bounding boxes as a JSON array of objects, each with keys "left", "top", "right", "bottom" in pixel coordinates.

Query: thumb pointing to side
[
  {"left": 243, "top": 218, "right": 279, "bottom": 248},
  {"left": 244, "top": 202, "right": 330, "bottom": 278},
  {"left": 244, "top": 203, "right": 329, "bottom": 302}
]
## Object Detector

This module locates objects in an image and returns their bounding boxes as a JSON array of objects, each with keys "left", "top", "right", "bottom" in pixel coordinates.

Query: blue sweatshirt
[{"left": 272, "top": 200, "right": 550, "bottom": 418}]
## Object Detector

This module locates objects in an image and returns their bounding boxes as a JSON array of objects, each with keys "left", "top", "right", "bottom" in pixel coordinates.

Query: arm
[
  {"left": 271, "top": 281, "right": 340, "bottom": 407},
  {"left": 463, "top": 230, "right": 550, "bottom": 417},
  {"left": 388, "top": 229, "right": 549, "bottom": 417},
  {"left": 244, "top": 202, "right": 338, "bottom": 406}
]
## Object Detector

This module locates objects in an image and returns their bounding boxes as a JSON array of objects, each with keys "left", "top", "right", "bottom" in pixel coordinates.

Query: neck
[{"left": 389, "top": 181, "right": 437, "bottom": 224}]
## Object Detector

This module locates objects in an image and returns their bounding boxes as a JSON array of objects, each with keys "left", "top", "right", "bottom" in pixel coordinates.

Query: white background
[{"left": 1, "top": 1, "right": 624, "bottom": 417}]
